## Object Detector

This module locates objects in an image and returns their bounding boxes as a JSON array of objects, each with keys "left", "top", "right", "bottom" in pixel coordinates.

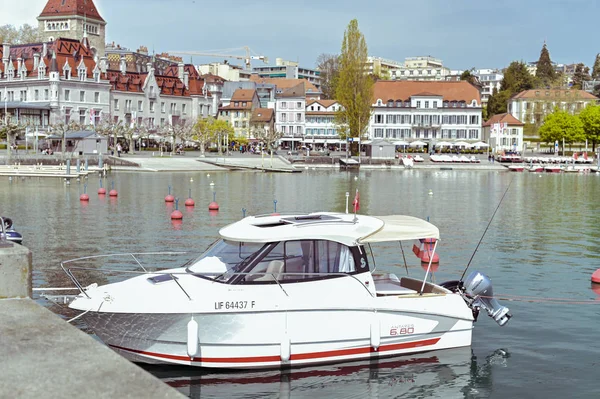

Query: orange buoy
[
  {"left": 419, "top": 238, "right": 440, "bottom": 264},
  {"left": 591, "top": 269, "right": 600, "bottom": 284}
]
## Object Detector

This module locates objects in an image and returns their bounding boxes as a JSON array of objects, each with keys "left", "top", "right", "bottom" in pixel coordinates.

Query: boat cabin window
[
  {"left": 186, "top": 240, "right": 265, "bottom": 281},
  {"left": 243, "top": 240, "right": 366, "bottom": 283}
]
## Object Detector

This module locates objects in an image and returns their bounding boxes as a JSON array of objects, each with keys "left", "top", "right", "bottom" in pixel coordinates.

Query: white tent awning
[
  {"left": 393, "top": 140, "right": 409, "bottom": 146},
  {"left": 435, "top": 141, "right": 452, "bottom": 147},
  {"left": 409, "top": 140, "right": 427, "bottom": 147}
]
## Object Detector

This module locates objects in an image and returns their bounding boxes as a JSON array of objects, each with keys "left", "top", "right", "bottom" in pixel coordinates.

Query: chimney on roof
[
  {"left": 42, "top": 42, "right": 47, "bottom": 57},
  {"left": 2, "top": 43, "right": 9, "bottom": 63},
  {"left": 120, "top": 55, "right": 127, "bottom": 75},
  {"left": 178, "top": 61, "right": 184, "bottom": 80},
  {"left": 183, "top": 70, "right": 189, "bottom": 89},
  {"left": 33, "top": 53, "right": 40, "bottom": 70},
  {"left": 17, "top": 58, "right": 22, "bottom": 77},
  {"left": 100, "top": 56, "right": 108, "bottom": 74}
]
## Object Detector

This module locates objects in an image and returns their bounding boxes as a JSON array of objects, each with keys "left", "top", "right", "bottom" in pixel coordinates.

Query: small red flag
[
  {"left": 584, "top": 152, "right": 588, "bottom": 160},
  {"left": 353, "top": 189, "right": 360, "bottom": 212}
]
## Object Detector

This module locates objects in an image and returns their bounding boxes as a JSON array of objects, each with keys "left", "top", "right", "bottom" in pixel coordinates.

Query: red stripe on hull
[{"left": 109, "top": 337, "right": 441, "bottom": 364}]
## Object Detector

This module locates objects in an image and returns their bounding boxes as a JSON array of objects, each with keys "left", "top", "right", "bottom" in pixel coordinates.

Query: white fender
[
  {"left": 187, "top": 318, "right": 199, "bottom": 358},
  {"left": 370, "top": 316, "right": 380, "bottom": 350},
  {"left": 280, "top": 334, "right": 291, "bottom": 362}
]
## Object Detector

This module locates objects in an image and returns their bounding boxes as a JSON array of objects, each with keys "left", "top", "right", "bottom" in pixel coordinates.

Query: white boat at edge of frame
[{"left": 59, "top": 212, "right": 512, "bottom": 369}]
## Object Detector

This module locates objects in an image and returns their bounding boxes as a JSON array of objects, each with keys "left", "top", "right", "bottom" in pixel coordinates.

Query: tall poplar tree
[
  {"left": 335, "top": 19, "right": 373, "bottom": 146},
  {"left": 536, "top": 43, "right": 556, "bottom": 88},
  {"left": 591, "top": 54, "right": 600, "bottom": 80}
]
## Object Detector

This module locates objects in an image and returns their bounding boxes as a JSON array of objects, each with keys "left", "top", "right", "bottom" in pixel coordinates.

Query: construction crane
[{"left": 167, "top": 46, "right": 268, "bottom": 70}]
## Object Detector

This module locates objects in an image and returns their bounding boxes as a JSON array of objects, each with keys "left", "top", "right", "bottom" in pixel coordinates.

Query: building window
[
  {"left": 160, "top": 118, "right": 165, "bottom": 126},
  {"left": 182, "top": 104, "right": 187, "bottom": 114},
  {"left": 281, "top": 102, "right": 287, "bottom": 109},
  {"left": 79, "top": 109, "right": 86, "bottom": 125},
  {"left": 64, "top": 90, "right": 70, "bottom": 101},
  {"left": 138, "top": 100, "right": 143, "bottom": 111},
  {"left": 149, "top": 101, "right": 155, "bottom": 112},
  {"left": 34, "top": 90, "right": 39, "bottom": 101},
  {"left": 234, "top": 121, "right": 239, "bottom": 128},
  {"left": 296, "top": 113, "right": 302, "bottom": 122},
  {"left": 425, "top": 101, "right": 429, "bottom": 108},
  {"left": 44, "top": 89, "right": 49, "bottom": 100},
  {"left": 416, "top": 101, "right": 421, "bottom": 108},
  {"left": 234, "top": 102, "right": 239, "bottom": 107},
  {"left": 79, "top": 91, "right": 84, "bottom": 102},
  {"left": 374, "top": 114, "right": 384, "bottom": 124},
  {"left": 281, "top": 113, "right": 287, "bottom": 122},
  {"left": 114, "top": 99, "right": 119, "bottom": 110},
  {"left": 94, "top": 92, "right": 99, "bottom": 103},
  {"left": 297, "top": 102, "right": 302, "bottom": 109},
  {"left": 161, "top": 102, "right": 166, "bottom": 113}
]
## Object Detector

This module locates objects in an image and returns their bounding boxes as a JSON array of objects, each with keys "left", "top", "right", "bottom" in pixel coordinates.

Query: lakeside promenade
[{"left": 107, "top": 151, "right": 508, "bottom": 172}]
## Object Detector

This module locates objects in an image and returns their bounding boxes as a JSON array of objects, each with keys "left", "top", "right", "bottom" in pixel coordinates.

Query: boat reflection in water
[{"left": 143, "top": 347, "right": 510, "bottom": 399}]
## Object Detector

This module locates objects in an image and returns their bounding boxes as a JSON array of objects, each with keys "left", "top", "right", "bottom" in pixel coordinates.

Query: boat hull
[{"left": 83, "top": 305, "right": 473, "bottom": 369}]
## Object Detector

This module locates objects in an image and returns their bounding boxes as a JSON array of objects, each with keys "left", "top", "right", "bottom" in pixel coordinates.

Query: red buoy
[
  {"left": 171, "top": 209, "right": 183, "bottom": 220},
  {"left": 109, "top": 189, "right": 118, "bottom": 197},
  {"left": 80, "top": 193, "right": 89, "bottom": 201},
  {"left": 591, "top": 269, "right": 600, "bottom": 284},
  {"left": 165, "top": 185, "right": 174, "bottom": 203},
  {"left": 98, "top": 188, "right": 106, "bottom": 195},
  {"left": 208, "top": 191, "right": 219, "bottom": 210},
  {"left": 184, "top": 188, "right": 194, "bottom": 206}
]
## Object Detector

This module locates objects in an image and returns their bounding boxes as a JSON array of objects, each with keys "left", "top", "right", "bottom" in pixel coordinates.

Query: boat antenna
[{"left": 460, "top": 176, "right": 515, "bottom": 281}]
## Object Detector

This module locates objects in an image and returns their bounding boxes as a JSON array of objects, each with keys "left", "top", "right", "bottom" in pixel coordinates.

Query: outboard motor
[{"left": 462, "top": 271, "right": 511, "bottom": 326}]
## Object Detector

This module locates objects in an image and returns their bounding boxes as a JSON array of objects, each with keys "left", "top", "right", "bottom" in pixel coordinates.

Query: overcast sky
[{"left": 2, "top": 0, "right": 599, "bottom": 70}]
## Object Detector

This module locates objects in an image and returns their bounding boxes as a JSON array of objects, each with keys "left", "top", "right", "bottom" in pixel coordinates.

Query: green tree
[
  {"left": 0, "top": 113, "right": 26, "bottom": 160},
  {"left": 500, "top": 61, "right": 535, "bottom": 93},
  {"left": 210, "top": 119, "right": 234, "bottom": 155},
  {"left": 578, "top": 104, "right": 600, "bottom": 152},
  {"left": 193, "top": 117, "right": 215, "bottom": 157},
  {"left": 592, "top": 54, "right": 600, "bottom": 80},
  {"left": 460, "top": 68, "right": 478, "bottom": 85},
  {"left": 486, "top": 88, "right": 511, "bottom": 118},
  {"left": 316, "top": 53, "right": 340, "bottom": 100},
  {"left": 538, "top": 109, "right": 585, "bottom": 150},
  {"left": 335, "top": 19, "right": 373, "bottom": 156},
  {"left": 486, "top": 61, "right": 535, "bottom": 120},
  {"left": 535, "top": 43, "right": 556, "bottom": 88},
  {"left": 571, "top": 63, "right": 591, "bottom": 90}
]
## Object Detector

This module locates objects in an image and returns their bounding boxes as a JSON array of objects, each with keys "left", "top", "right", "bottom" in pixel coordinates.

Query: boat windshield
[{"left": 186, "top": 239, "right": 265, "bottom": 281}]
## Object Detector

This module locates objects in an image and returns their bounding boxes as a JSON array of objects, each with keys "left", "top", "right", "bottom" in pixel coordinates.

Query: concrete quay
[
  {"left": 108, "top": 151, "right": 508, "bottom": 172},
  {"left": 0, "top": 242, "right": 184, "bottom": 399}
]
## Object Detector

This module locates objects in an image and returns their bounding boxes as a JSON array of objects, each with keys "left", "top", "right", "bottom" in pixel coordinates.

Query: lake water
[{"left": 3, "top": 168, "right": 600, "bottom": 398}]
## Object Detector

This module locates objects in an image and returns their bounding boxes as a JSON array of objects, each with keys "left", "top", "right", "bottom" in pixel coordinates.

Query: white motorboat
[{"left": 61, "top": 212, "right": 511, "bottom": 369}]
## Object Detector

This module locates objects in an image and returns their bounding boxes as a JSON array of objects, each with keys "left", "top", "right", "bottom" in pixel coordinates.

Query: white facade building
[
  {"left": 473, "top": 69, "right": 503, "bottom": 106},
  {"left": 275, "top": 82, "right": 306, "bottom": 149},
  {"left": 482, "top": 113, "right": 524, "bottom": 153},
  {"left": 304, "top": 100, "right": 341, "bottom": 149},
  {"left": 369, "top": 81, "right": 482, "bottom": 146}
]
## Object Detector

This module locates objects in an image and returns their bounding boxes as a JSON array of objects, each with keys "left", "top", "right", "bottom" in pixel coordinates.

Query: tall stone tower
[{"left": 37, "top": 0, "right": 106, "bottom": 58}]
